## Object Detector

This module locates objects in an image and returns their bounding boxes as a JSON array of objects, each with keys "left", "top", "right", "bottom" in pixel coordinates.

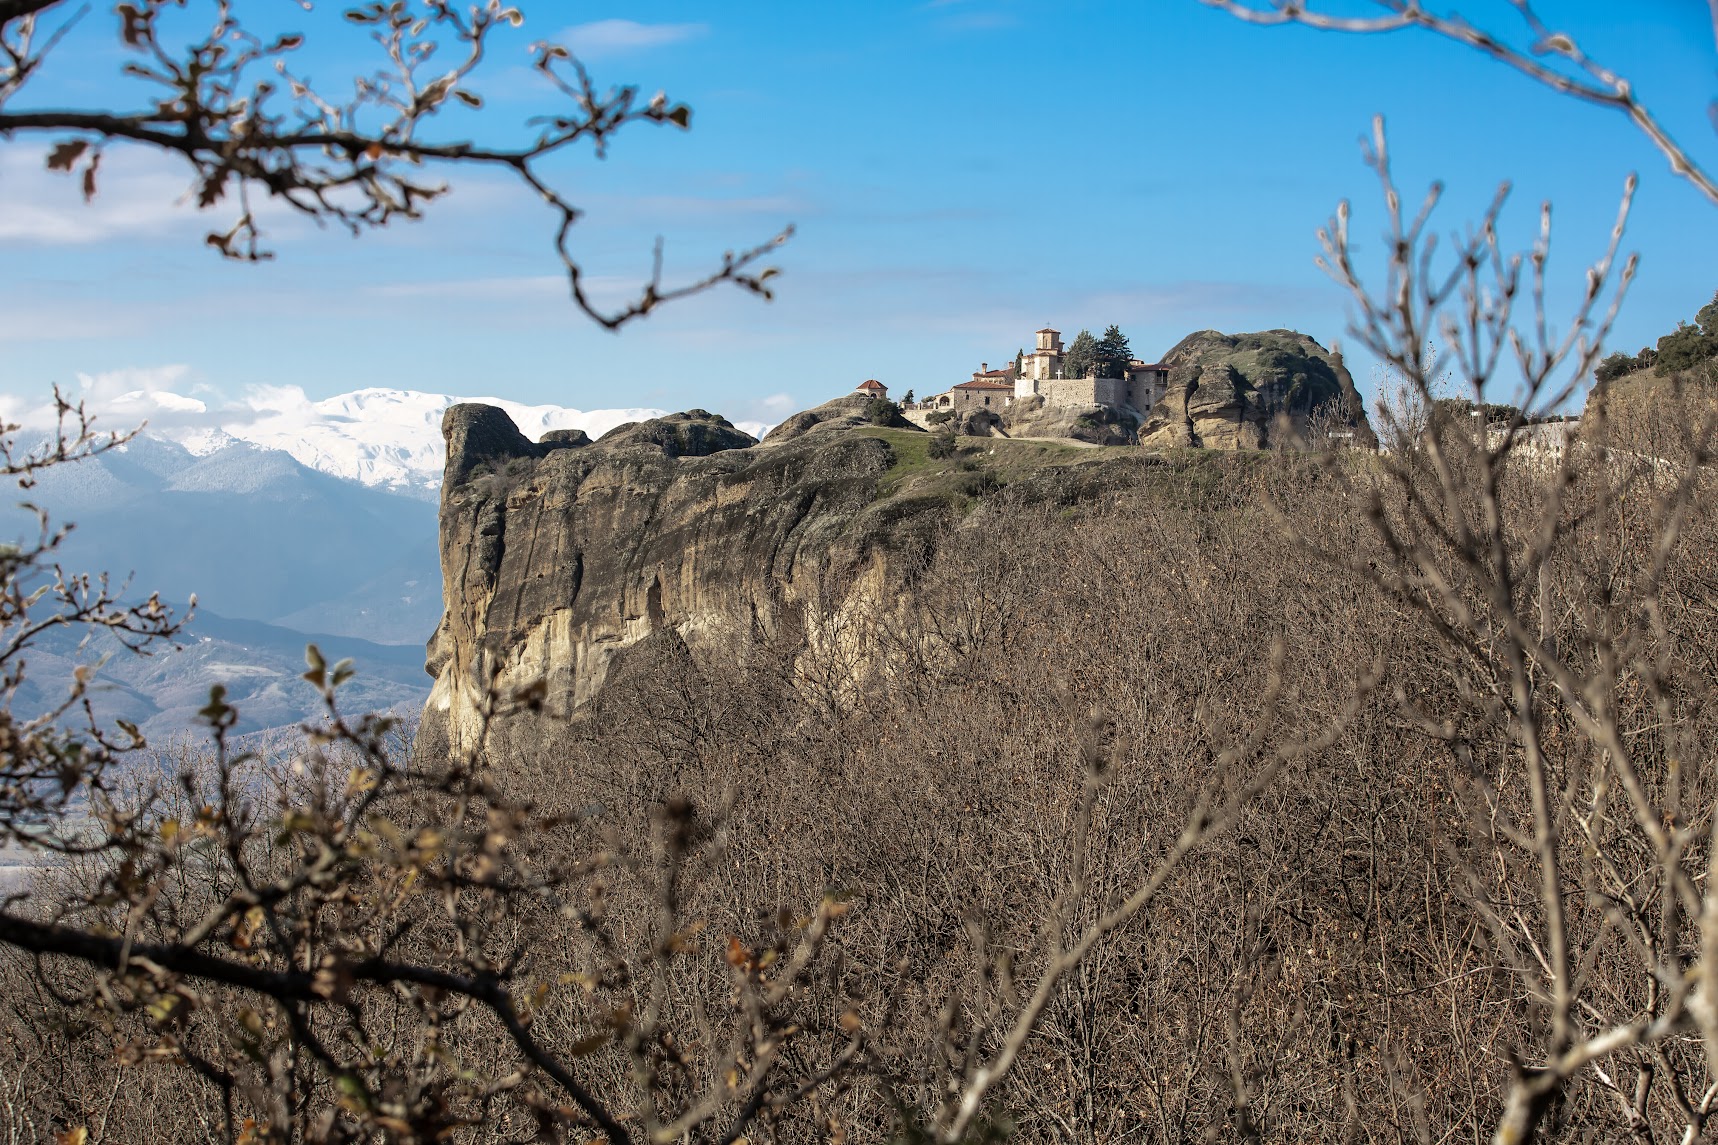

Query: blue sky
[{"left": 3, "top": 0, "right": 1715, "bottom": 426}]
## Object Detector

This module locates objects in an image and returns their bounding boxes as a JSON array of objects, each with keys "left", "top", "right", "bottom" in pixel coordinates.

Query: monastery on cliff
[{"left": 884, "top": 327, "right": 1171, "bottom": 418}]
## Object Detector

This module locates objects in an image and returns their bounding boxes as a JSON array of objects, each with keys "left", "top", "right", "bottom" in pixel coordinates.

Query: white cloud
[
  {"left": 755, "top": 393, "right": 798, "bottom": 415},
  {"left": 0, "top": 147, "right": 201, "bottom": 246},
  {"left": 74, "top": 364, "right": 196, "bottom": 403},
  {"left": 1, "top": 365, "right": 205, "bottom": 433},
  {"left": 561, "top": 19, "right": 709, "bottom": 59},
  {"left": 0, "top": 143, "right": 321, "bottom": 250}
]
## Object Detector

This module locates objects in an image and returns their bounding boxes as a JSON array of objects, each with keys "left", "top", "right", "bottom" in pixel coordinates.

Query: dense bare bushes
[
  {"left": 0, "top": 141, "right": 1711, "bottom": 1137},
  {"left": 476, "top": 423, "right": 1718, "bottom": 1142},
  {"left": 2, "top": 408, "right": 1715, "bottom": 1142},
  {"left": 7, "top": 144, "right": 1717, "bottom": 1137}
]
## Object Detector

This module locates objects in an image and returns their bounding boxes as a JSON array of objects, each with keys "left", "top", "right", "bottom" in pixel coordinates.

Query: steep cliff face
[
  {"left": 1139, "top": 330, "right": 1376, "bottom": 449},
  {"left": 415, "top": 340, "right": 1368, "bottom": 760},
  {"left": 420, "top": 406, "right": 896, "bottom": 760},
  {"left": 420, "top": 403, "right": 1136, "bottom": 763}
]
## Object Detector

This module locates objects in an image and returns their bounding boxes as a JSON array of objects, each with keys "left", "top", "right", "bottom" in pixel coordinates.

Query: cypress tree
[
  {"left": 1061, "top": 329, "right": 1099, "bottom": 379},
  {"left": 1096, "top": 324, "right": 1132, "bottom": 378}
]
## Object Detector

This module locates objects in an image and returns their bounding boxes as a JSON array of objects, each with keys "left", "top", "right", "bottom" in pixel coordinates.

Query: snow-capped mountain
[
  {"left": 5, "top": 432, "right": 445, "bottom": 738},
  {"left": 16, "top": 433, "right": 442, "bottom": 643},
  {"left": 111, "top": 386, "right": 678, "bottom": 496},
  {"left": 1, "top": 384, "right": 778, "bottom": 739}
]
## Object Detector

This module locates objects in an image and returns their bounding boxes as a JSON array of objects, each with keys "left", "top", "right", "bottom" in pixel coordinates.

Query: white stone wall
[{"left": 1038, "top": 379, "right": 1088, "bottom": 407}]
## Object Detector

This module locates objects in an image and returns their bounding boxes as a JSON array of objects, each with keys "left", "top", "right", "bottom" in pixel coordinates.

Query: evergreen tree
[
  {"left": 1654, "top": 289, "right": 1718, "bottom": 375},
  {"left": 1656, "top": 320, "right": 1718, "bottom": 374},
  {"left": 1698, "top": 291, "right": 1718, "bottom": 335},
  {"left": 1095, "top": 324, "right": 1132, "bottom": 378},
  {"left": 1594, "top": 351, "right": 1637, "bottom": 384},
  {"left": 1061, "top": 329, "right": 1099, "bottom": 379}
]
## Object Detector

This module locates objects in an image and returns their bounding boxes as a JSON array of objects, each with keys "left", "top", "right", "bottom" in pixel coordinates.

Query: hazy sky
[{"left": 3, "top": 0, "right": 1715, "bottom": 427}]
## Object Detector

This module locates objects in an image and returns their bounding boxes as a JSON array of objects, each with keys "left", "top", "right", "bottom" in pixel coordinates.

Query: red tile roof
[
  {"left": 854, "top": 379, "right": 887, "bottom": 392},
  {"left": 1036, "top": 327, "right": 1059, "bottom": 334},
  {"left": 952, "top": 379, "right": 1014, "bottom": 391}
]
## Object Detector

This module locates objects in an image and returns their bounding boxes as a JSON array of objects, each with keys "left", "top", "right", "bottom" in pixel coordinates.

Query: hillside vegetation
[{"left": 6, "top": 392, "right": 1715, "bottom": 1142}]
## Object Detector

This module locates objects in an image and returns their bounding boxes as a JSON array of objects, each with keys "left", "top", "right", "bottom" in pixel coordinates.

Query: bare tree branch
[
  {"left": 1200, "top": 0, "right": 1718, "bottom": 206},
  {"left": 0, "top": 1, "right": 793, "bottom": 328}
]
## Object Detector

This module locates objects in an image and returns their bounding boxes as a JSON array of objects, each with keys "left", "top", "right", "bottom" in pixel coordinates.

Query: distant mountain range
[
  {"left": 11, "top": 607, "right": 430, "bottom": 745},
  {"left": 109, "top": 385, "right": 681, "bottom": 497},
  {"left": 18, "top": 433, "right": 443, "bottom": 644},
  {"left": 6, "top": 386, "right": 750, "bottom": 739}
]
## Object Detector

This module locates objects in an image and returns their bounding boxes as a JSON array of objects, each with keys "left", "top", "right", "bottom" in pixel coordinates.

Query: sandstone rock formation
[
  {"left": 1139, "top": 329, "right": 1375, "bottom": 449},
  {"left": 423, "top": 406, "right": 855, "bottom": 760},
  {"left": 765, "top": 394, "right": 913, "bottom": 444},
  {"left": 598, "top": 410, "right": 756, "bottom": 456},
  {"left": 958, "top": 408, "right": 1006, "bottom": 437},
  {"left": 415, "top": 330, "right": 1373, "bottom": 761},
  {"left": 1001, "top": 396, "right": 1137, "bottom": 445},
  {"left": 417, "top": 405, "right": 1130, "bottom": 763}
]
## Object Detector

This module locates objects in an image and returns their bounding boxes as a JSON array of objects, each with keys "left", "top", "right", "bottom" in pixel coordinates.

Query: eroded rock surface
[
  {"left": 764, "top": 394, "right": 913, "bottom": 443},
  {"left": 420, "top": 407, "right": 936, "bottom": 762},
  {"left": 1001, "top": 398, "right": 1137, "bottom": 445},
  {"left": 1139, "top": 330, "right": 1375, "bottom": 449}
]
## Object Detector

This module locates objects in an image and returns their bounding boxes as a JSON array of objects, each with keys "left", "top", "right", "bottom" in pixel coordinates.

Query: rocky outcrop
[
  {"left": 416, "top": 401, "right": 1163, "bottom": 762},
  {"left": 765, "top": 395, "right": 913, "bottom": 444},
  {"left": 1001, "top": 397, "right": 1137, "bottom": 446},
  {"left": 1188, "top": 364, "right": 1267, "bottom": 449},
  {"left": 958, "top": 409, "right": 1006, "bottom": 437},
  {"left": 1140, "top": 330, "right": 1375, "bottom": 449},
  {"left": 600, "top": 410, "right": 757, "bottom": 456},
  {"left": 420, "top": 404, "right": 1139, "bottom": 764}
]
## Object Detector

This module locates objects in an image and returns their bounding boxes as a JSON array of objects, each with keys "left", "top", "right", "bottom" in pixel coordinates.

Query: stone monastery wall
[{"left": 1036, "top": 377, "right": 1126, "bottom": 408}]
